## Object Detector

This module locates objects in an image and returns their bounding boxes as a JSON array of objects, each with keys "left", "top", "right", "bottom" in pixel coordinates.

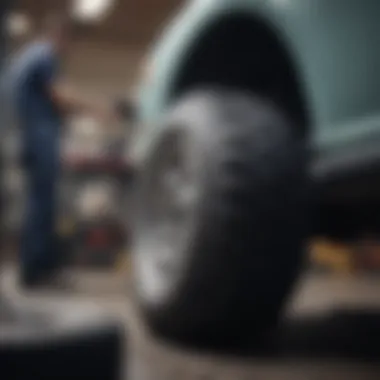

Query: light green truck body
[{"left": 136, "top": 0, "right": 380, "bottom": 182}]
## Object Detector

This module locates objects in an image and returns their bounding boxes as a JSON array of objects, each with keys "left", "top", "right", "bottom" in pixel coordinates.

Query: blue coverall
[{"left": 10, "top": 41, "right": 62, "bottom": 282}]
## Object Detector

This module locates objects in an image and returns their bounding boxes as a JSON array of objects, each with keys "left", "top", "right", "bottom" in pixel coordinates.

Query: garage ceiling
[{"left": 14, "top": 0, "right": 183, "bottom": 45}]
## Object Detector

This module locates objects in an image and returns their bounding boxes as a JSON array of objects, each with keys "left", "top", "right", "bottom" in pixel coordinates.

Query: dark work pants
[{"left": 20, "top": 124, "right": 60, "bottom": 279}]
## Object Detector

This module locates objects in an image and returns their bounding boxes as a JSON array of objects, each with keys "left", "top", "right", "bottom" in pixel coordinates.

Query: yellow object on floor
[{"left": 311, "top": 239, "right": 355, "bottom": 274}]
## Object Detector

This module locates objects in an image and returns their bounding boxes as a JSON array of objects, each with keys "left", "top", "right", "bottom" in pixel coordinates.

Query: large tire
[{"left": 132, "top": 89, "right": 311, "bottom": 348}]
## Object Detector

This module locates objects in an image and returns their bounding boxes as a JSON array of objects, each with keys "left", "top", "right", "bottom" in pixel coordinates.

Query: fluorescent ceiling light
[
  {"left": 73, "top": 0, "right": 115, "bottom": 22},
  {"left": 6, "top": 12, "right": 31, "bottom": 37}
]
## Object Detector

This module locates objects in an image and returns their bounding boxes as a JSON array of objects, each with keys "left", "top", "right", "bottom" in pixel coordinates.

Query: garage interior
[{"left": 1, "top": 2, "right": 380, "bottom": 379}]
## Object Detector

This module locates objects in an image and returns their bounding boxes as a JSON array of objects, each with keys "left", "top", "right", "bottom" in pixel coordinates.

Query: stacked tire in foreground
[{"left": 0, "top": 299, "right": 124, "bottom": 379}]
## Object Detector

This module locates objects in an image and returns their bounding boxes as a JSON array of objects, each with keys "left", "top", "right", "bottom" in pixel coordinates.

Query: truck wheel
[{"left": 133, "top": 89, "right": 311, "bottom": 348}]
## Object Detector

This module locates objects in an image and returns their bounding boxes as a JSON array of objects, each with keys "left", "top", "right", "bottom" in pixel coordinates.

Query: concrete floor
[{"left": 1, "top": 267, "right": 380, "bottom": 380}]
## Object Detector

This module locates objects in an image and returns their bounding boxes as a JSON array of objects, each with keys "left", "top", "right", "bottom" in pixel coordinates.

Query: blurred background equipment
[{"left": 59, "top": 113, "right": 132, "bottom": 269}]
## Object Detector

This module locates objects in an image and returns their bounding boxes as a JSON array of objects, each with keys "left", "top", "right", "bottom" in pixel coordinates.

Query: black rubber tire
[
  {"left": 132, "top": 89, "right": 311, "bottom": 348},
  {"left": 0, "top": 298, "right": 124, "bottom": 379}
]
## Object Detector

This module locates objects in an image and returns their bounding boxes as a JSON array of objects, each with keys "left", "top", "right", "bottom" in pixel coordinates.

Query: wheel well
[
  {"left": 316, "top": 173, "right": 380, "bottom": 240},
  {"left": 172, "top": 13, "right": 310, "bottom": 138}
]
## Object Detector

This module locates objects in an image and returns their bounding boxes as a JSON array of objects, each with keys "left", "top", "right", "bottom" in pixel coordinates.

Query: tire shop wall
[{"left": 2, "top": 0, "right": 182, "bottom": 267}]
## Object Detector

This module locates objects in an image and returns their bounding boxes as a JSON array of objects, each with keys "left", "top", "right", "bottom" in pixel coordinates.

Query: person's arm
[
  {"left": 37, "top": 48, "right": 116, "bottom": 122},
  {"left": 48, "top": 81, "right": 112, "bottom": 120}
]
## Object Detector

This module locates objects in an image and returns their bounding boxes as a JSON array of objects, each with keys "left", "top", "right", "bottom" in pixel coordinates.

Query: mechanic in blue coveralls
[{"left": 8, "top": 13, "right": 117, "bottom": 288}]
